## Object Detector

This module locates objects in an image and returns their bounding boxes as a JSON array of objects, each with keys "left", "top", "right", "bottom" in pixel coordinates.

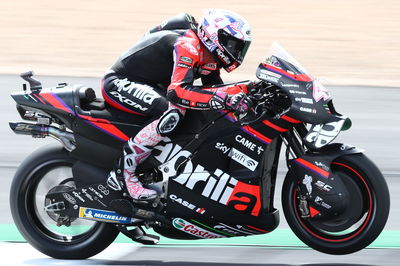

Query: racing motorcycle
[{"left": 9, "top": 42, "right": 390, "bottom": 258}]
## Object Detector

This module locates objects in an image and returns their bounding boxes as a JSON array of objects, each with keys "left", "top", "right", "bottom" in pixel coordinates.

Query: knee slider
[{"left": 156, "top": 109, "right": 182, "bottom": 136}]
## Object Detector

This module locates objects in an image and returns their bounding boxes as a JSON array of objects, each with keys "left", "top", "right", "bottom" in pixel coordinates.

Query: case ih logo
[
  {"left": 155, "top": 139, "right": 261, "bottom": 216},
  {"left": 172, "top": 218, "right": 224, "bottom": 239}
]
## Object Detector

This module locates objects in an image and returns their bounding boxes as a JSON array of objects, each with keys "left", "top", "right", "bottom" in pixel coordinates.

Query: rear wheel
[
  {"left": 282, "top": 153, "right": 390, "bottom": 254},
  {"left": 10, "top": 144, "right": 119, "bottom": 259}
]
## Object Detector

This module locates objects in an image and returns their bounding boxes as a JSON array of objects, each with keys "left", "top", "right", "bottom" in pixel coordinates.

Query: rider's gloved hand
[{"left": 226, "top": 92, "right": 252, "bottom": 114}]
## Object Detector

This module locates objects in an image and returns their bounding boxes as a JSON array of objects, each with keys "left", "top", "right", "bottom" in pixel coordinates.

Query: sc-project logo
[
  {"left": 79, "top": 207, "right": 132, "bottom": 224},
  {"left": 172, "top": 218, "right": 224, "bottom": 239}
]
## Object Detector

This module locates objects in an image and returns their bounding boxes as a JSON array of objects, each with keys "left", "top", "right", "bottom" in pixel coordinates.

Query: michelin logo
[{"left": 79, "top": 207, "right": 132, "bottom": 224}]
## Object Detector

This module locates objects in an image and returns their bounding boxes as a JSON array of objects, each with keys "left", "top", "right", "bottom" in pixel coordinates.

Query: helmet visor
[{"left": 218, "top": 29, "right": 251, "bottom": 63}]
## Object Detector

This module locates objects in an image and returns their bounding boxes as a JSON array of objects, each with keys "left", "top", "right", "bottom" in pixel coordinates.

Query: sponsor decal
[
  {"left": 214, "top": 224, "right": 247, "bottom": 236},
  {"left": 72, "top": 191, "right": 85, "bottom": 202},
  {"left": 258, "top": 73, "right": 279, "bottom": 83},
  {"left": 289, "top": 90, "right": 307, "bottom": 95},
  {"left": 98, "top": 184, "right": 110, "bottom": 195},
  {"left": 196, "top": 102, "right": 208, "bottom": 108},
  {"left": 113, "top": 79, "right": 159, "bottom": 105},
  {"left": 177, "top": 62, "right": 192, "bottom": 69},
  {"left": 172, "top": 218, "right": 223, "bottom": 239},
  {"left": 314, "top": 196, "right": 332, "bottom": 209},
  {"left": 169, "top": 194, "right": 206, "bottom": 214},
  {"left": 281, "top": 83, "right": 299, "bottom": 88},
  {"left": 81, "top": 188, "right": 93, "bottom": 201},
  {"left": 300, "top": 107, "right": 317, "bottom": 113},
  {"left": 62, "top": 193, "right": 76, "bottom": 205},
  {"left": 235, "top": 135, "right": 264, "bottom": 155},
  {"left": 295, "top": 97, "right": 313, "bottom": 104},
  {"left": 179, "top": 56, "right": 193, "bottom": 64},
  {"left": 228, "top": 147, "right": 259, "bottom": 171},
  {"left": 315, "top": 161, "right": 329, "bottom": 171},
  {"left": 89, "top": 187, "right": 103, "bottom": 199},
  {"left": 181, "top": 99, "right": 190, "bottom": 105},
  {"left": 260, "top": 69, "right": 282, "bottom": 79},
  {"left": 79, "top": 207, "right": 132, "bottom": 224},
  {"left": 315, "top": 180, "right": 333, "bottom": 192},
  {"left": 226, "top": 62, "right": 238, "bottom": 72},
  {"left": 154, "top": 138, "right": 262, "bottom": 216},
  {"left": 202, "top": 63, "right": 217, "bottom": 70},
  {"left": 109, "top": 91, "right": 148, "bottom": 111},
  {"left": 215, "top": 48, "right": 231, "bottom": 64},
  {"left": 215, "top": 142, "right": 231, "bottom": 154},
  {"left": 302, "top": 175, "right": 313, "bottom": 194}
]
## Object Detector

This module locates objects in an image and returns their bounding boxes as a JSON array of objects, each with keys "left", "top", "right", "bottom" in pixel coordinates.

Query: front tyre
[
  {"left": 10, "top": 144, "right": 119, "bottom": 259},
  {"left": 282, "top": 153, "right": 390, "bottom": 254}
]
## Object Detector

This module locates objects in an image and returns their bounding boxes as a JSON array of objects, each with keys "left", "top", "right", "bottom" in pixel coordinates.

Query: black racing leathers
[{"left": 102, "top": 29, "right": 247, "bottom": 117}]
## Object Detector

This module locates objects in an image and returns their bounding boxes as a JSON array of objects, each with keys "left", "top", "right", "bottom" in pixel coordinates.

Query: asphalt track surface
[{"left": 0, "top": 74, "right": 399, "bottom": 265}]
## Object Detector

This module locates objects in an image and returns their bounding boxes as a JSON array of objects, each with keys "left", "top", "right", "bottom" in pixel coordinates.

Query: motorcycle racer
[{"left": 102, "top": 9, "right": 253, "bottom": 201}]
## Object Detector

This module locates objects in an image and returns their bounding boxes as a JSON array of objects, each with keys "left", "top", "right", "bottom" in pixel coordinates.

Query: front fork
[{"left": 282, "top": 125, "right": 362, "bottom": 220}]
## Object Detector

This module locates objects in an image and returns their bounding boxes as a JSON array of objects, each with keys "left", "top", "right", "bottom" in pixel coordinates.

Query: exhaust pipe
[{"left": 9, "top": 122, "right": 76, "bottom": 151}]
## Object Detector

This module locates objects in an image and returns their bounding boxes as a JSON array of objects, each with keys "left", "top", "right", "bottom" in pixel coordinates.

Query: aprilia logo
[
  {"left": 113, "top": 78, "right": 159, "bottom": 104},
  {"left": 215, "top": 48, "right": 231, "bottom": 64},
  {"left": 154, "top": 138, "right": 261, "bottom": 216}
]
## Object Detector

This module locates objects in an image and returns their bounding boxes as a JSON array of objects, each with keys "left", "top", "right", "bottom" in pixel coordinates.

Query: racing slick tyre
[
  {"left": 10, "top": 144, "right": 119, "bottom": 259},
  {"left": 282, "top": 153, "right": 390, "bottom": 254}
]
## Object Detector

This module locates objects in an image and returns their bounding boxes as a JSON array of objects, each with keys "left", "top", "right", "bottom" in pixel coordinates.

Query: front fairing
[{"left": 256, "top": 42, "right": 343, "bottom": 125}]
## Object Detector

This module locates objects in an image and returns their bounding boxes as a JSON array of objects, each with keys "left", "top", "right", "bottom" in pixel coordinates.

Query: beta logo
[{"left": 172, "top": 218, "right": 224, "bottom": 239}]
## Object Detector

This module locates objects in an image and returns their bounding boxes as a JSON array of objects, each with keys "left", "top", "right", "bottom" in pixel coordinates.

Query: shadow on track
[{"left": 24, "top": 259, "right": 378, "bottom": 266}]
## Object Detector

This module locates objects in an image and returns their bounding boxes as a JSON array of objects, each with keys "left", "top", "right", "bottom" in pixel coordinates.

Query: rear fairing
[{"left": 11, "top": 85, "right": 150, "bottom": 148}]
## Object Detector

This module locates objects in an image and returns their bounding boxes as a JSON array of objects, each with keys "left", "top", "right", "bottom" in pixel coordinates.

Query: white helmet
[{"left": 198, "top": 9, "right": 252, "bottom": 72}]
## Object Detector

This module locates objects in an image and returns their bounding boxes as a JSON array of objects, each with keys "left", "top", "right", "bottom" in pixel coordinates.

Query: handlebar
[{"left": 234, "top": 81, "right": 290, "bottom": 125}]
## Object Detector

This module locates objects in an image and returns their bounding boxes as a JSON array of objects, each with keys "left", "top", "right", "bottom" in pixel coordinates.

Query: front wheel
[
  {"left": 282, "top": 153, "right": 390, "bottom": 254},
  {"left": 10, "top": 144, "right": 119, "bottom": 259}
]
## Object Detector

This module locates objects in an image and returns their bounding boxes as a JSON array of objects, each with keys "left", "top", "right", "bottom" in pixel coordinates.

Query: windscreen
[{"left": 265, "top": 42, "right": 310, "bottom": 76}]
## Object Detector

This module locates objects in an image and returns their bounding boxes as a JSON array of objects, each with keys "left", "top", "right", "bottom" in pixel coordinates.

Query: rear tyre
[
  {"left": 282, "top": 153, "right": 390, "bottom": 254},
  {"left": 10, "top": 144, "right": 119, "bottom": 259}
]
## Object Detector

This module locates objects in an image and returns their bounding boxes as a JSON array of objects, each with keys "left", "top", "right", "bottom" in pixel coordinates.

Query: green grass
[{"left": 1, "top": 224, "right": 399, "bottom": 248}]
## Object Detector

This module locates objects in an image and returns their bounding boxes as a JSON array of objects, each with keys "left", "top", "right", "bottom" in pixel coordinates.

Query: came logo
[{"left": 172, "top": 218, "right": 224, "bottom": 239}]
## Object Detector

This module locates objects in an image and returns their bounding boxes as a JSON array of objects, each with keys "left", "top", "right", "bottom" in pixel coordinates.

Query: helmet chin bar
[{"left": 197, "top": 9, "right": 252, "bottom": 72}]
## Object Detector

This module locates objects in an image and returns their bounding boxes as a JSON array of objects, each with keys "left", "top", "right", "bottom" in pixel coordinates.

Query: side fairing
[{"left": 148, "top": 110, "right": 300, "bottom": 235}]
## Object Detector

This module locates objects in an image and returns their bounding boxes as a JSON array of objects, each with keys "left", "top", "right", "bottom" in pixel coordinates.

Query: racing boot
[{"left": 122, "top": 140, "right": 157, "bottom": 201}]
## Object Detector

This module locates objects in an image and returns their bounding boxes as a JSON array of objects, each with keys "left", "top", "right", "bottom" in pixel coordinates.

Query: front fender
[
  {"left": 289, "top": 143, "right": 363, "bottom": 177},
  {"left": 286, "top": 143, "right": 363, "bottom": 219}
]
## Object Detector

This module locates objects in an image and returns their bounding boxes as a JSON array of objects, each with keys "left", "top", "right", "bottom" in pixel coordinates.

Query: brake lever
[{"left": 238, "top": 109, "right": 268, "bottom": 126}]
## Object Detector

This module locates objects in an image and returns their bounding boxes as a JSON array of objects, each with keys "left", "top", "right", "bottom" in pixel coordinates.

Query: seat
[{"left": 78, "top": 87, "right": 106, "bottom": 111}]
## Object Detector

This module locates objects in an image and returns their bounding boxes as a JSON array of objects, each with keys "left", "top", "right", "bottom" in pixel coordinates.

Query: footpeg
[{"left": 118, "top": 226, "right": 159, "bottom": 245}]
